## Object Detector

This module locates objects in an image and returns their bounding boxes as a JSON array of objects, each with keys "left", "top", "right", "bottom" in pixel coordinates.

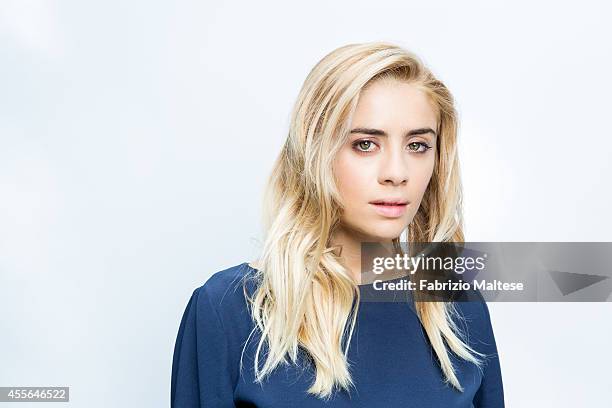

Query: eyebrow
[{"left": 349, "top": 127, "right": 437, "bottom": 138}]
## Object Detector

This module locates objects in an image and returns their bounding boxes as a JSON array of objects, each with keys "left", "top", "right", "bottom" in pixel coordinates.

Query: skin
[{"left": 330, "top": 79, "right": 439, "bottom": 283}]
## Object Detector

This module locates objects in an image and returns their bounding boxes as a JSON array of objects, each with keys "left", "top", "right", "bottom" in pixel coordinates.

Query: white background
[{"left": 1, "top": 0, "right": 611, "bottom": 406}]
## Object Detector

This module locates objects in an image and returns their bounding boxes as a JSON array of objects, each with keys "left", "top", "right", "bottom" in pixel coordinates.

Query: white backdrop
[{"left": 1, "top": 0, "right": 611, "bottom": 406}]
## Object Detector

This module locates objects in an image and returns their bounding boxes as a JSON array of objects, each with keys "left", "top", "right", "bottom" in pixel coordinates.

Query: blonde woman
[{"left": 171, "top": 42, "right": 504, "bottom": 407}]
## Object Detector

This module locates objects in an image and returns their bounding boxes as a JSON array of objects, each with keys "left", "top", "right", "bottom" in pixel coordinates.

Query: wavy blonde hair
[{"left": 243, "top": 42, "right": 484, "bottom": 400}]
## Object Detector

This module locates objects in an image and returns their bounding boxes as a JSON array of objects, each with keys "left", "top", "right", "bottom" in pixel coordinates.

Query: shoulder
[
  {"left": 452, "top": 290, "right": 499, "bottom": 357},
  {"left": 453, "top": 289, "right": 491, "bottom": 320},
  {"left": 192, "top": 262, "right": 258, "bottom": 310},
  {"left": 198, "top": 261, "right": 255, "bottom": 295},
  {"left": 188, "top": 262, "right": 259, "bottom": 339},
  {"left": 172, "top": 263, "right": 259, "bottom": 398}
]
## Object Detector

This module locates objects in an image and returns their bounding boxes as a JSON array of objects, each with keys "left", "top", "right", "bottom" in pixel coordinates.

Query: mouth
[
  {"left": 369, "top": 200, "right": 410, "bottom": 218},
  {"left": 369, "top": 200, "right": 409, "bottom": 205}
]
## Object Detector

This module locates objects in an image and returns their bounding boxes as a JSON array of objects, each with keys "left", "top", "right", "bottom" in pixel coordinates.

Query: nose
[{"left": 378, "top": 145, "right": 408, "bottom": 186}]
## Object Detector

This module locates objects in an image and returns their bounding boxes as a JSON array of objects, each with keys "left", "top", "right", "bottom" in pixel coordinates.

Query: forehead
[{"left": 352, "top": 79, "right": 438, "bottom": 128}]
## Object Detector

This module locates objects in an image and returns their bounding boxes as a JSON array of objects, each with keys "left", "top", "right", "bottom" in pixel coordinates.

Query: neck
[{"left": 330, "top": 226, "right": 394, "bottom": 284}]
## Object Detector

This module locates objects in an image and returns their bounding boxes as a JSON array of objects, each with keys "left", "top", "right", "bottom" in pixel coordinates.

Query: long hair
[{"left": 243, "top": 42, "right": 484, "bottom": 399}]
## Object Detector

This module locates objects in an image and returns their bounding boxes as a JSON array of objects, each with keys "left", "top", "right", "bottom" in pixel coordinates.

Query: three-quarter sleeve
[
  {"left": 171, "top": 286, "right": 235, "bottom": 407},
  {"left": 473, "top": 301, "right": 505, "bottom": 407}
]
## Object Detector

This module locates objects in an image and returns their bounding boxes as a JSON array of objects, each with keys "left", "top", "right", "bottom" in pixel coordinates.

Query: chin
[{"left": 360, "top": 223, "right": 406, "bottom": 242}]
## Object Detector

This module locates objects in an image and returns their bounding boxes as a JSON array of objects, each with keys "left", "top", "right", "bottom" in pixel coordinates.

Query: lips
[
  {"left": 369, "top": 200, "right": 409, "bottom": 205},
  {"left": 369, "top": 199, "right": 409, "bottom": 218}
]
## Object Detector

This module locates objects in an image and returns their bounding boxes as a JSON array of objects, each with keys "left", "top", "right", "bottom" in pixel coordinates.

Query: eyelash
[{"left": 351, "top": 139, "right": 432, "bottom": 155}]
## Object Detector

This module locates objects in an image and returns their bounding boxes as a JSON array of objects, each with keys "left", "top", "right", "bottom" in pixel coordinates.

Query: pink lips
[{"left": 369, "top": 201, "right": 409, "bottom": 218}]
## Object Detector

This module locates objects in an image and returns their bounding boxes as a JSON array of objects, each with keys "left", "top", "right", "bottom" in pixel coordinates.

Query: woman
[{"left": 171, "top": 42, "right": 505, "bottom": 407}]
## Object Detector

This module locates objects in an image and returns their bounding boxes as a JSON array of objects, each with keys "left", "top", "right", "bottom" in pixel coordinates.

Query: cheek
[
  {"left": 412, "top": 159, "right": 436, "bottom": 198},
  {"left": 334, "top": 152, "right": 370, "bottom": 205},
  {"left": 421, "top": 161, "right": 435, "bottom": 185}
]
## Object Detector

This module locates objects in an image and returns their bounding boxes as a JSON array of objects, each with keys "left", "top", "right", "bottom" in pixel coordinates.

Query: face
[{"left": 333, "top": 79, "right": 438, "bottom": 242}]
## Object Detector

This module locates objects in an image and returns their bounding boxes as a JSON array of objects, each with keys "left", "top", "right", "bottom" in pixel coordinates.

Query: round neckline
[{"left": 242, "top": 262, "right": 406, "bottom": 288}]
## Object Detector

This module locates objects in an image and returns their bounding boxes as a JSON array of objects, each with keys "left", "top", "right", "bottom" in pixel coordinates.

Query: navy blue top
[{"left": 171, "top": 262, "right": 504, "bottom": 407}]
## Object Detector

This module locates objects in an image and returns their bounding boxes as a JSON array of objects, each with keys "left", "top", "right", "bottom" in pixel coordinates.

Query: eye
[
  {"left": 407, "top": 141, "right": 432, "bottom": 153},
  {"left": 352, "top": 139, "right": 378, "bottom": 153}
]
